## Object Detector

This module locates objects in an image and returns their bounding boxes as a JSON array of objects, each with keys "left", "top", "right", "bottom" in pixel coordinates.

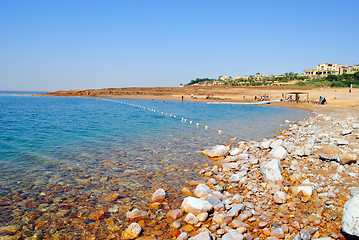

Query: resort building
[{"left": 303, "top": 63, "right": 358, "bottom": 78}]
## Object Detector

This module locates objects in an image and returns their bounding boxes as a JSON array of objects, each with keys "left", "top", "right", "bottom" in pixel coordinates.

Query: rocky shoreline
[{"left": 122, "top": 107, "right": 359, "bottom": 239}]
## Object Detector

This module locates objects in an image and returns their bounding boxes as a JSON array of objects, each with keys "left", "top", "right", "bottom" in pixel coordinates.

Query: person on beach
[
  {"left": 318, "top": 96, "right": 323, "bottom": 105},
  {"left": 181, "top": 96, "right": 184, "bottom": 101}
]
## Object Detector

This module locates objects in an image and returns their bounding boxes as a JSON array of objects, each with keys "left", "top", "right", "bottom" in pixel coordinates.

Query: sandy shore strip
[{"left": 43, "top": 85, "right": 359, "bottom": 110}]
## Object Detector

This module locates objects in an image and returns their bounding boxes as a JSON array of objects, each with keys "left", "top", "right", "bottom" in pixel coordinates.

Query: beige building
[{"left": 304, "top": 63, "right": 358, "bottom": 77}]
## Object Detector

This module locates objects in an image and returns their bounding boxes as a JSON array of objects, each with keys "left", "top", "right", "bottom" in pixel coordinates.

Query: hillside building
[{"left": 304, "top": 63, "right": 358, "bottom": 78}]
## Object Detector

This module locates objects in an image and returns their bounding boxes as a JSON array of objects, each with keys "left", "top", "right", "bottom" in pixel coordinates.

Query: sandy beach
[{"left": 44, "top": 85, "right": 359, "bottom": 111}]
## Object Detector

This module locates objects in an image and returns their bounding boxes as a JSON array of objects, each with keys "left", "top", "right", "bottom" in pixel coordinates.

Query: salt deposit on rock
[
  {"left": 260, "top": 158, "right": 283, "bottom": 182},
  {"left": 188, "top": 231, "right": 211, "bottom": 240},
  {"left": 260, "top": 140, "right": 271, "bottom": 149},
  {"left": 126, "top": 208, "right": 148, "bottom": 221},
  {"left": 177, "top": 232, "right": 188, "bottom": 240},
  {"left": 341, "top": 129, "right": 352, "bottom": 135},
  {"left": 121, "top": 222, "right": 142, "bottom": 239},
  {"left": 184, "top": 213, "right": 199, "bottom": 225},
  {"left": 193, "top": 184, "right": 211, "bottom": 198},
  {"left": 273, "top": 191, "right": 287, "bottom": 204},
  {"left": 207, "top": 145, "right": 229, "bottom": 158},
  {"left": 267, "top": 146, "right": 287, "bottom": 160},
  {"left": 181, "top": 196, "right": 213, "bottom": 215},
  {"left": 222, "top": 231, "right": 244, "bottom": 240},
  {"left": 341, "top": 195, "right": 359, "bottom": 237},
  {"left": 151, "top": 188, "right": 166, "bottom": 202}
]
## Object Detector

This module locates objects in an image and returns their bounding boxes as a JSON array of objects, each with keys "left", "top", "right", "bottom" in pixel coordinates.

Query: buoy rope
[{"left": 99, "top": 99, "right": 235, "bottom": 138}]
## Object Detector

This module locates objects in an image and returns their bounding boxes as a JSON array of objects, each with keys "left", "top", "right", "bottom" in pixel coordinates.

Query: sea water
[{"left": 0, "top": 94, "right": 309, "bottom": 231}]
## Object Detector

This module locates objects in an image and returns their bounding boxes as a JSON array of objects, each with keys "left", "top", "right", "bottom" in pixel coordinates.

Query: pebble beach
[{"left": 122, "top": 106, "right": 359, "bottom": 240}]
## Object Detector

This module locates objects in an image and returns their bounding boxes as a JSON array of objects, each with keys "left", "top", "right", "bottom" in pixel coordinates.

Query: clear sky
[{"left": 0, "top": 0, "right": 358, "bottom": 91}]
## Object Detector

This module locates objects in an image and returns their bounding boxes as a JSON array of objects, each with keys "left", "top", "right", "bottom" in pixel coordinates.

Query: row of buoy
[{"left": 100, "top": 99, "right": 231, "bottom": 137}]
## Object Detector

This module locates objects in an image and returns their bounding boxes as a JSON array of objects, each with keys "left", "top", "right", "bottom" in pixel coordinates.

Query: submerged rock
[
  {"left": 151, "top": 188, "right": 166, "bottom": 202},
  {"left": 121, "top": 222, "right": 142, "bottom": 239}
]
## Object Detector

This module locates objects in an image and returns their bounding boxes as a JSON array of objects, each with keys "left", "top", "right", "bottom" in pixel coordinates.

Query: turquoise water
[{"left": 0, "top": 94, "right": 309, "bottom": 232}]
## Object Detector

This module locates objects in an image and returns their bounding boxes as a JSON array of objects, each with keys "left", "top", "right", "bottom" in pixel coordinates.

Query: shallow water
[{"left": 0, "top": 95, "right": 310, "bottom": 237}]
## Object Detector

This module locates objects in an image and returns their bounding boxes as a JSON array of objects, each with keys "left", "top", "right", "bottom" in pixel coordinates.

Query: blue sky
[{"left": 0, "top": 0, "right": 358, "bottom": 91}]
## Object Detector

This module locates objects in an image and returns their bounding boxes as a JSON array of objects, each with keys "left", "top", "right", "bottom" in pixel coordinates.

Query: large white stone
[
  {"left": 207, "top": 145, "right": 229, "bottom": 158},
  {"left": 177, "top": 232, "right": 189, "bottom": 240},
  {"left": 221, "top": 231, "right": 244, "bottom": 240},
  {"left": 188, "top": 231, "right": 211, "bottom": 240},
  {"left": 342, "top": 195, "right": 359, "bottom": 236},
  {"left": 194, "top": 184, "right": 212, "bottom": 198},
  {"left": 181, "top": 196, "right": 213, "bottom": 215},
  {"left": 260, "top": 158, "right": 283, "bottom": 182},
  {"left": 267, "top": 146, "right": 287, "bottom": 160}
]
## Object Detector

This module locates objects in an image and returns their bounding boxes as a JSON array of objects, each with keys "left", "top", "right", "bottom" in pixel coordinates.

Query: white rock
[
  {"left": 267, "top": 146, "right": 287, "bottom": 160},
  {"left": 121, "top": 223, "right": 142, "bottom": 239},
  {"left": 270, "top": 139, "right": 283, "bottom": 149},
  {"left": 151, "top": 188, "right": 166, "bottom": 202},
  {"left": 349, "top": 187, "right": 359, "bottom": 197},
  {"left": 181, "top": 197, "right": 213, "bottom": 215},
  {"left": 336, "top": 139, "right": 349, "bottom": 145},
  {"left": 283, "top": 142, "right": 295, "bottom": 153},
  {"left": 342, "top": 195, "right": 359, "bottom": 236},
  {"left": 206, "top": 196, "right": 225, "bottom": 212},
  {"left": 230, "top": 148, "right": 242, "bottom": 156},
  {"left": 273, "top": 191, "right": 287, "bottom": 204},
  {"left": 188, "top": 231, "right": 211, "bottom": 240},
  {"left": 260, "top": 140, "right": 271, "bottom": 149},
  {"left": 207, "top": 145, "right": 229, "bottom": 158},
  {"left": 177, "top": 232, "right": 188, "bottom": 240},
  {"left": 293, "top": 147, "right": 311, "bottom": 157},
  {"left": 194, "top": 184, "right": 212, "bottom": 198},
  {"left": 232, "top": 194, "right": 244, "bottom": 203},
  {"left": 185, "top": 213, "right": 199, "bottom": 225},
  {"left": 341, "top": 129, "right": 352, "bottom": 135},
  {"left": 221, "top": 231, "right": 244, "bottom": 240},
  {"left": 227, "top": 204, "right": 244, "bottom": 217},
  {"left": 260, "top": 158, "right": 283, "bottom": 182},
  {"left": 197, "top": 212, "right": 208, "bottom": 222},
  {"left": 223, "top": 162, "right": 240, "bottom": 171}
]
